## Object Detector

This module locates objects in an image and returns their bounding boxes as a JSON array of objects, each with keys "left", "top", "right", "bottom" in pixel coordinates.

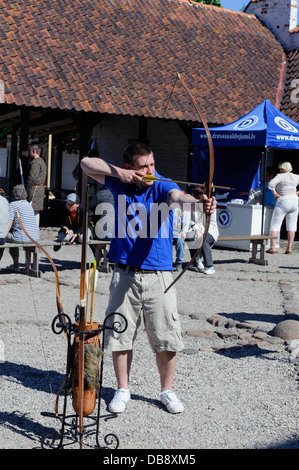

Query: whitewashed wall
[
  {"left": 92, "top": 114, "right": 189, "bottom": 187},
  {"left": 246, "top": 0, "right": 299, "bottom": 51}
]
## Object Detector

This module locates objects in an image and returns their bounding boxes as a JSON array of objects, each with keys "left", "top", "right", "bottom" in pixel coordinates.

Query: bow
[
  {"left": 16, "top": 211, "right": 66, "bottom": 325},
  {"left": 164, "top": 72, "right": 215, "bottom": 293},
  {"left": 18, "top": 182, "right": 101, "bottom": 449},
  {"left": 16, "top": 211, "right": 71, "bottom": 422}
]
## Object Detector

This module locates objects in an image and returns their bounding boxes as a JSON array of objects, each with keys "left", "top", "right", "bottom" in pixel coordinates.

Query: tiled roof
[
  {"left": 280, "top": 49, "right": 299, "bottom": 122},
  {"left": 0, "top": 0, "right": 284, "bottom": 125}
]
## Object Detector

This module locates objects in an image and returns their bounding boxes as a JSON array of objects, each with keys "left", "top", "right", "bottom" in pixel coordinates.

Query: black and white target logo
[
  {"left": 233, "top": 115, "right": 259, "bottom": 130},
  {"left": 217, "top": 208, "right": 232, "bottom": 229},
  {"left": 274, "top": 116, "right": 298, "bottom": 133}
]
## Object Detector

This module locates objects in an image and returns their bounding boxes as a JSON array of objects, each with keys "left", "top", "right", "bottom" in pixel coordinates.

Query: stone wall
[{"left": 93, "top": 114, "right": 190, "bottom": 187}]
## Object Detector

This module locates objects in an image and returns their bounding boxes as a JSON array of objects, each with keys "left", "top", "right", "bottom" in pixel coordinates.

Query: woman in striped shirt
[{"left": 6, "top": 185, "right": 39, "bottom": 272}]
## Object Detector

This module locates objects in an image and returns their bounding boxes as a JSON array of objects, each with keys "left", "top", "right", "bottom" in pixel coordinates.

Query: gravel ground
[{"left": 0, "top": 230, "right": 299, "bottom": 450}]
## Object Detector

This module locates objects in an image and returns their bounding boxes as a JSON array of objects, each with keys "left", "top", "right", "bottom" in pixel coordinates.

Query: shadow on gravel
[
  {"left": 214, "top": 344, "right": 277, "bottom": 360},
  {"left": 0, "top": 362, "right": 66, "bottom": 448},
  {"left": 268, "top": 437, "right": 299, "bottom": 449},
  {"left": 0, "top": 410, "right": 56, "bottom": 448},
  {"left": 279, "top": 265, "right": 299, "bottom": 270},
  {"left": 0, "top": 370, "right": 126, "bottom": 448},
  {"left": 218, "top": 311, "right": 285, "bottom": 326},
  {"left": 40, "top": 257, "right": 81, "bottom": 272},
  {"left": 0, "top": 361, "right": 63, "bottom": 394},
  {"left": 214, "top": 259, "right": 247, "bottom": 265}
]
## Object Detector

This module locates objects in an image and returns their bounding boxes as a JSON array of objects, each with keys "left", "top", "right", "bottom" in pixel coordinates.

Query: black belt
[{"left": 115, "top": 262, "right": 157, "bottom": 273}]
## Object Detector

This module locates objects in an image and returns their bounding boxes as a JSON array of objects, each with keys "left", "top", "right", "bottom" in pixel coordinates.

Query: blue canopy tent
[{"left": 191, "top": 100, "right": 299, "bottom": 232}]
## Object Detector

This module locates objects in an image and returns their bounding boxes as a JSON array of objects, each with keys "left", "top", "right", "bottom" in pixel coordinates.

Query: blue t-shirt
[{"left": 105, "top": 172, "right": 180, "bottom": 270}]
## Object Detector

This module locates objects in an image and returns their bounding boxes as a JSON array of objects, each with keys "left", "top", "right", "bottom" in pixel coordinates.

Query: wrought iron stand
[{"left": 41, "top": 311, "right": 127, "bottom": 449}]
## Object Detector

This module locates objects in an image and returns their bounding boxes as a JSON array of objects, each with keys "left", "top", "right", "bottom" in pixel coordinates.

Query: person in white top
[
  {"left": 172, "top": 205, "right": 191, "bottom": 271},
  {"left": 268, "top": 162, "right": 299, "bottom": 254},
  {"left": 189, "top": 185, "right": 219, "bottom": 274},
  {"left": 0, "top": 193, "right": 10, "bottom": 265},
  {"left": 0, "top": 193, "right": 10, "bottom": 244}
]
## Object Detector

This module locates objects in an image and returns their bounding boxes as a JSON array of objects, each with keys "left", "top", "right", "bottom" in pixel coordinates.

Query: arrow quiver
[
  {"left": 41, "top": 177, "right": 127, "bottom": 449},
  {"left": 71, "top": 321, "right": 102, "bottom": 417}
]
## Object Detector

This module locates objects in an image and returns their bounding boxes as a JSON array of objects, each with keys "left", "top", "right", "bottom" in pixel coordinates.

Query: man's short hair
[
  {"left": 123, "top": 141, "right": 152, "bottom": 165},
  {"left": 192, "top": 184, "right": 207, "bottom": 199}
]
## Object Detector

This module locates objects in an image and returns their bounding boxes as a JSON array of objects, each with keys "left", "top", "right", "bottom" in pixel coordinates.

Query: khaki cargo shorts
[{"left": 104, "top": 267, "right": 184, "bottom": 354}]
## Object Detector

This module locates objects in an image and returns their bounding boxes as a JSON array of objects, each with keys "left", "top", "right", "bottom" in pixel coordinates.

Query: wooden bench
[
  {"left": 216, "top": 235, "right": 277, "bottom": 266},
  {"left": 0, "top": 240, "right": 111, "bottom": 277}
]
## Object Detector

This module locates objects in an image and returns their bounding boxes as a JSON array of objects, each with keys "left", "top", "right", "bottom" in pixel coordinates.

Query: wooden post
[
  {"left": 47, "top": 134, "right": 52, "bottom": 188},
  {"left": 19, "top": 107, "right": 30, "bottom": 184}
]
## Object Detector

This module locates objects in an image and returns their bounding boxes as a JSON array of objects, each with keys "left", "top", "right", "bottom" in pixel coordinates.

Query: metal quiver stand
[{"left": 41, "top": 310, "right": 127, "bottom": 449}]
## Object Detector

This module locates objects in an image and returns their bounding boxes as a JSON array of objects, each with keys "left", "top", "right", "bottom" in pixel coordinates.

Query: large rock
[{"left": 269, "top": 320, "right": 299, "bottom": 340}]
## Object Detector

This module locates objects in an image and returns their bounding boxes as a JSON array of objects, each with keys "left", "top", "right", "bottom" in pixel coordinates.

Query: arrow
[
  {"left": 89, "top": 260, "right": 98, "bottom": 324},
  {"left": 142, "top": 174, "right": 234, "bottom": 191}
]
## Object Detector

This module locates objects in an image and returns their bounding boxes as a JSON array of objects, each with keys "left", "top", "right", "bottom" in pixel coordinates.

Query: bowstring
[
  {"left": 143, "top": 185, "right": 167, "bottom": 292},
  {"left": 157, "top": 72, "right": 187, "bottom": 290},
  {"left": 27, "top": 272, "right": 54, "bottom": 395},
  {"left": 161, "top": 73, "right": 179, "bottom": 119},
  {"left": 16, "top": 210, "right": 54, "bottom": 395}
]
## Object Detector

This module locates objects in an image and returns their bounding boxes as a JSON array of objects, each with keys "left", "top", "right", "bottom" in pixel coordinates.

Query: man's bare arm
[
  {"left": 80, "top": 157, "right": 146, "bottom": 186},
  {"left": 168, "top": 188, "right": 216, "bottom": 214},
  {"left": 80, "top": 157, "right": 121, "bottom": 184}
]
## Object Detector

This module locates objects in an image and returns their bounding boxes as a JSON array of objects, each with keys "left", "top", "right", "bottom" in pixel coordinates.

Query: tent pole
[{"left": 261, "top": 147, "right": 268, "bottom": 234}]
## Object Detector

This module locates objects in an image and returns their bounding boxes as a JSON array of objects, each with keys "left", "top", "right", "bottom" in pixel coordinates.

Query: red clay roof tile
[{"left": 0, "top": 0, "right": 284, "bottom": 124}]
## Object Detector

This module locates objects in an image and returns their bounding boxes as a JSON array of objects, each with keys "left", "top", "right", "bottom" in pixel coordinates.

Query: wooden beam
[
  {"left": 28, "top": 118, "right": 75, "bottom": 133},
  {"left": 31, "top": 123, "right": 78, "bottom": 137},
  {"left": 0, "top": 110, "right": 20, "bottom": 122},
  {"left": 0, "top": 109, "right": 45, "bottom": 128}
]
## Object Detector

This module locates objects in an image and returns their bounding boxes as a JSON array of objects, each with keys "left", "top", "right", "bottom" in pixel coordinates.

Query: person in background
[
  {"left": 26, "top": 142, "right": 47, "bottom": 227},
  {"left": 5, "top": 185, "right": 39, "bottom": 272},
  {"left": 89, "top": 183, "right": 114, "bottom": 241},
  {"left": 172, "top": 202, "right": 191, "bottom": 271},
  {"left": 189, "top": 184, "right": 219, "bottom": 275},
  {"left": 0, "top": 192, "right": 10, "bottom": 265},
  {"left": 267, "top": 162, "right": 299, "bottom": 254},
  {"left": 263, "top": 167, "right": 280, "bottom": 250},
  {"left": 0, "top": 192, "right": 9, "bottom": 245},
  {"left": 54, "top": 193, "right": 94, "bottom": 251}
]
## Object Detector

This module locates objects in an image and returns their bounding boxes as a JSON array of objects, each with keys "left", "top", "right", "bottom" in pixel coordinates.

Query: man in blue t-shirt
[{"left": 81, "top": 142, "right": 215, "bottom": 415}]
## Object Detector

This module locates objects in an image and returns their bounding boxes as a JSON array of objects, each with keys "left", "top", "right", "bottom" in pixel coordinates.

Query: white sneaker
[
  {"left": 195, "top": 261, "right": 205, "bottom": 272},
  {"left": 204, "top": 266, "right": 215, "bottom": 275},
  {"left": 108, "top": 388, "right": 131, "bottom": 413},
  {"left": 160, "top": 390, "right": 184, "bottom": 413}
]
